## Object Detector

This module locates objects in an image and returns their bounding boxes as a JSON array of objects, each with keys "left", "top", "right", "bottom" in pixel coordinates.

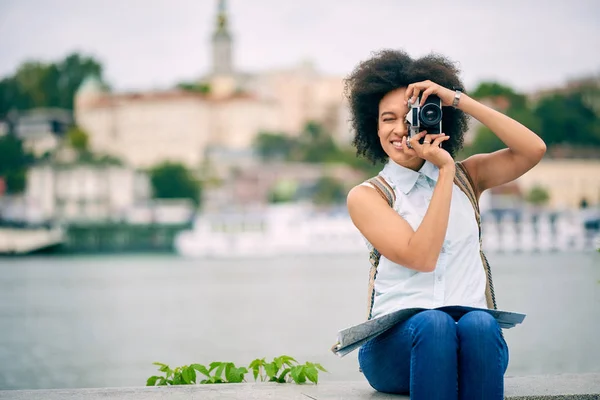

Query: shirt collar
[{"left": 382, "top": 159, "right": 440, "bottom": 194}]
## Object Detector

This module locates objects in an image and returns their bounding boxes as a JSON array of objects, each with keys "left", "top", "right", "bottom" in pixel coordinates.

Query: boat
[
  {"left": 174, "top": 203, "right": 365, "bottom": 259},
  {"left": 175, "top": 204, "right": 600, "bottom": 258},
  {"left": 0, "top": 224, "right": 64, "bottom": 255}
]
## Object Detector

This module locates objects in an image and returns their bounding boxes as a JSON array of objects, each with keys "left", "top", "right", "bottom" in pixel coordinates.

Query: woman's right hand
[{"left": 403, "top": 131, "right": 454, "bottom": 169}]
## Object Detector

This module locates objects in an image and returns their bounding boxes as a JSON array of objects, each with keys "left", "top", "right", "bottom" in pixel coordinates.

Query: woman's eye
[{"left": 383, "top": 118, "right": 395, "bottom": 122}]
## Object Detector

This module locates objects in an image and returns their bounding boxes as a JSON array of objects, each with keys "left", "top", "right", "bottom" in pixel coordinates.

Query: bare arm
[
  {"left": 404, "top": 81, "right": 546, "bottom": 198},
  {"left": 458, "top": 95, "right": 546, "bottom": 198},
  {"left": 347, "top": 164, "right": 455, "bottom": 272}
]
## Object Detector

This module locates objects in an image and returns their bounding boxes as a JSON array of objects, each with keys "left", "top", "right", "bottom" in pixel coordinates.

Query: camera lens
[{"left": 419, "top": 104, "right": 442, "bottom": 126}]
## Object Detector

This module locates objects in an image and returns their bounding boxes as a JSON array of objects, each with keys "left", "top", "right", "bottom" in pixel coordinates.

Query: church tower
[{"left": 212, "top": 0, "right": 233, "bottom": 76}]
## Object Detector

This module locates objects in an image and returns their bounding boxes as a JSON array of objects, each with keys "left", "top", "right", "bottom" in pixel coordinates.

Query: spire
[
  {"left": 217, "top": 0, "right": 227, "bottom": 31},
  {"left": 212, "top": 0, "right": 233, "bottom": 75}
]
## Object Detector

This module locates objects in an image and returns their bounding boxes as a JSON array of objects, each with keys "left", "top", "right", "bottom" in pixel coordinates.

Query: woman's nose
[{"left": 393, "top": 121, "right": 407, "bottom": 135}]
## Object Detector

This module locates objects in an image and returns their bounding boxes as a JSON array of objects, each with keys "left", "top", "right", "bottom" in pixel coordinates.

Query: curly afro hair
[{"left": 345, "top": 49, "right": 470, "bottom": 164}]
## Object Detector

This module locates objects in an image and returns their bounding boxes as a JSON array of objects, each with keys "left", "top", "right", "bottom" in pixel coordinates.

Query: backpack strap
[
  {"left": 364, "top": 175, "right": 395, "bottom": 320},
  {"left": 454, "top": 161, "right": 498, "bottom": 310}
]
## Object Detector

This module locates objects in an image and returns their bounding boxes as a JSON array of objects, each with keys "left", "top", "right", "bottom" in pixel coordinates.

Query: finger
[
  {"left": 431, "top": 135, "right": 450, "bottom": 147},
  {"left": 404, "top": 84, "right": 414, "bottom": 104},
  {"left": 411, "top": 88, "right": 421, "bottom": 105},
  {"left": 420, "top": 87, "right": 435, "bottom": 106},
  {"left": 405, "top": 135, "right": 414, "bottom": 151},
  {"left": 409, "top": 131, "right": 426, "bottom": 147},
  {"left": 408, "top": 131, "right": 426, "bottom": 150},
  {"left": 423, "top": 133, "right": 440, "bottom": 144},
  {"left": 402, "top": 136, "right": 414, "bottom": 153},
  {"left": 423, "top": 133, "right": 445, "bottom": 144}
]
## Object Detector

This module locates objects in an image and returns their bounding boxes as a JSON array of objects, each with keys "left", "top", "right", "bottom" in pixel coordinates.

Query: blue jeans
[{"left": 358, "top": 310, "right": 509, "bottom": 400}]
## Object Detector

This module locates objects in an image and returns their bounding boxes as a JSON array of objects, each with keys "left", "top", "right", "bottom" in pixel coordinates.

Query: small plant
[
  {"left": 146, "top": 355, "right": 327, "bottom": 386},
  {"left": 146, "top": 362, "right": 247, "bottom": 385},
  {"left": 248, "top": 355, "right": 327, "bottom": 384}
]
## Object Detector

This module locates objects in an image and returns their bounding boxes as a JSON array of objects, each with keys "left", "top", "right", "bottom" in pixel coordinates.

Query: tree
[
  {"left": 471, "top": 81, "right": 528, "bottom": 110},
  {"left": 311, "top": 176, "right": 346, "bottom": 205},
  {"left": 252, "top": 122, "right": 341, "bottom": 164},
  {"left": 463, "top": 81, "right": 541, "bottom": 156},
  {"left": 253, "top": 132, "right": 295, "bottom": 161},
  {"left": 67, "top": 126, "right": 89, "bottom": 152},
  {"left": 0, "top": 134, "right": 33, "bottom": 194},
  {"left": 534, "top": 91, "right": 600, "bottom": 147},
  {"left": 294, "top": 121, "right": 339, "bottom": 163},
  {"left": 149, "top": 162, "right": 202, "bottom": 205},
  {"left": 268, "top": 179, "right": 298, "bottom": 203},
  {"left": 327, "top": 147, "right": 382, "bottom": 178},
  {"left": 0, "top": 52, "right": 106, "bottom": 118},
  {"left": 176, "top": 82, "right": 211, "bottom": 94},
  {"left": 525, "top": 185, "right": 550, "bottom": 206},
  {"left": 251, "top": 122, "right": 381, "bottom": 180}
]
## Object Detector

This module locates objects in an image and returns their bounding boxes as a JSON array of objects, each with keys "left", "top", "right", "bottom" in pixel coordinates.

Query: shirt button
[{"left": 437, "top": 276, "right": 443, "bottom": 282}]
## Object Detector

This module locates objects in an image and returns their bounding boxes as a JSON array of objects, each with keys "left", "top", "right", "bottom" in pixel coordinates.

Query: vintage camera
[{"left": 405, "top": 94, "right": 443, "bottom": 142}]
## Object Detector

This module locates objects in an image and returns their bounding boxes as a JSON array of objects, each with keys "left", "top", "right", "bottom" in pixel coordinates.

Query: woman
[{"left": 345, "top": 50, "right": 546, "bottom": 399}]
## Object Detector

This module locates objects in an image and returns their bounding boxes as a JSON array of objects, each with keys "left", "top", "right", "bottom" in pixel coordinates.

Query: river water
[{"left": 0, "top": 252, "right": 598, "bottom": 390}]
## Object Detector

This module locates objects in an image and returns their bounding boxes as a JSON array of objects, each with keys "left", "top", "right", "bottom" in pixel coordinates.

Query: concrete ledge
[{"left": 1, "top": 374, "right": 598, "bottom": 399}]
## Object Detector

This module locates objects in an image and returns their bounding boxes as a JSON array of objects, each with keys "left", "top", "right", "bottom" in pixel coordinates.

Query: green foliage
[
  {"left": 67, "top": 126, "right": 89, "bottom": 152},
  {"left": 0, "top": 52, "right": 106, "bottom": 117},
  {"left": 254, "top": 132, "right": 295, "bottom": 161},
  {"left": 146, "top": 362, "right": 247, "bottom": 385},
  {"left": 74, "top": 151, "right": 123, "bottom": 166},
  {"left": 534, "top": 91, "right": 600, "bottom": 147},
  {"left": 0, "top": 134, "right": 33, "bottom": 193},
  {"left": 253, "top": 122, "right": 381, "bottom": 180},
  {"left": 177, "top": 82, "right": 211, "bottom": 94},
  {"left": 149, "top": 162, "right": 201, "bottom": 205},
  {"left": 312, "top": 176, "right": 346, "bottom": 205},
  {"left": 471, "top": 82, "right": 518, "bottom": 99},
  {"left": 245, "top": 355, "right": 326, "bottom": 384},
  {"left": 147, "top": 356, "right": 327, "bottom": 386},
  {"left": 294, "top": 122, "right": 339, "bottom": 163},
  {"left": 268, "top": 179, "right": 298, "bottom": 203},
  {"left": 464, "top": 126, "right": 505, "bottom": 156},
  {"left": 471, "top": 81, "right": 528, "bottom": 110},
  {"left": 466, "top": 80, "right": 600, "bottom": 155},
  {"left": 525, "top": 185, "right": 550, "bottom": 206},
  {"left": 254, "top": 122, "right": 340, "bottom": 164}
]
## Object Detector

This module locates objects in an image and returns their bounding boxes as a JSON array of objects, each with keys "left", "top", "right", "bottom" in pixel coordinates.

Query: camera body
[{"left": 405, "top": 94, "right": 443, "bottom": 141}]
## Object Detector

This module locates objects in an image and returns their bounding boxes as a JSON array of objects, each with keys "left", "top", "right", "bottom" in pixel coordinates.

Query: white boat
[
  {"left": 0, "top": 225, "right": 64, "bottom": 255},
  {"left": 175, "top": 205, "right": 600, "bottom": 258},
  {"left": 174, "top": 203, "right": 365, "bottom": 259}
]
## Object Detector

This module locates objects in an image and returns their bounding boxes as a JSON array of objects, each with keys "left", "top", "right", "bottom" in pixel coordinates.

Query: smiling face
[{"left": 378, "top": 87, "right": 424, "bottom": 169}]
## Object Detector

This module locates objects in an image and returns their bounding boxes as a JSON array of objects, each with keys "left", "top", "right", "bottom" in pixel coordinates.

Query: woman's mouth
[{"left": 391, "top": 140, "right": 403, "bottom": 150}]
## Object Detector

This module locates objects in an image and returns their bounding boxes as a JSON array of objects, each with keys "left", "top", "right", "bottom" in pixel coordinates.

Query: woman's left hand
[{"left": 404, "top": 80, "right": 456, "bottom": 107}]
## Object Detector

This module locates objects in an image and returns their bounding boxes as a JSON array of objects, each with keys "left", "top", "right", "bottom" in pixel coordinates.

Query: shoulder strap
[
  {"left": 364, "top": 174, "right": 395, "bottom": 320},
  {"left": 366, "top": 175, "right": 395, "bottom": 208},
  {"left": 453, "top": 161, "right": 498, "bottom": 311},
  {"left": 453, "top": 161, "right": 481, "bottom": 240}
]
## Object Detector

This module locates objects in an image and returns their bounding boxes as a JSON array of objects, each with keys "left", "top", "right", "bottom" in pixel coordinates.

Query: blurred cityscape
[
  {"left": 1, "top": 1, "right": 600, "bottom": 393},
  {"left": 1, "top": 0, "right": 599, "bottom": 256}
]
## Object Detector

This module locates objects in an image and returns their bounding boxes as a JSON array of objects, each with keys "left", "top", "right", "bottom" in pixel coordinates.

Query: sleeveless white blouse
[{"left": 363, "top": 160, "right": 487, "bottom": 318}]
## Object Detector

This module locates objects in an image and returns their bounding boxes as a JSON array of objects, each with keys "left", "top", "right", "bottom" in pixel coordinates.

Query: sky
[{"left": 1, "top": 0, "right": 599, "bottom": 93}]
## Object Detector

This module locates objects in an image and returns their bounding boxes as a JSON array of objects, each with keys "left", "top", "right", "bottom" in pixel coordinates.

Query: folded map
[{"left": 331, "top": 305, "right": 526, "bottom": 357}]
